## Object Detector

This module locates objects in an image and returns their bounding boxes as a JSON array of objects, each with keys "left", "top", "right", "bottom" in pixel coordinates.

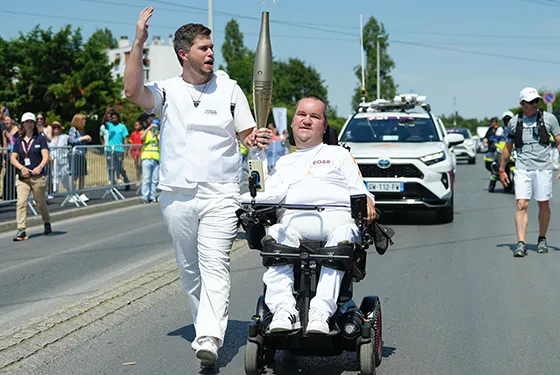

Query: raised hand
[{"left": 135, "top": 6, "right": 154, "bottom": 45}]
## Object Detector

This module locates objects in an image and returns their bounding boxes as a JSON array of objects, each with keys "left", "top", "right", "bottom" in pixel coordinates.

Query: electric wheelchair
[{"left": 237, "top": 128, "right": 395, "bottom": 375}]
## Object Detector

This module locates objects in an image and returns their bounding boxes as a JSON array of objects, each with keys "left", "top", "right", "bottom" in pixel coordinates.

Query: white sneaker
[
  {"left": 191, "top": 340, "right": 201, "bottom": 351},
  {"left": 79, "top": 193, "right": 89, "bottom": 202},
  {"left": 306, "top": 307, "right": 330, "bottom": 334},
  {"left": 269, "top": 308, "right": 301, "bottom": 333},
  {"left": 195, "top": 336, "right": 219, "bottom": 367}
]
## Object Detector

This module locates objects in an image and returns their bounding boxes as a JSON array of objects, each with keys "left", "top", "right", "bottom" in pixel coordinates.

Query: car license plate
[{"left": 367, "top": 182, "right": 404, "bottom": 192}]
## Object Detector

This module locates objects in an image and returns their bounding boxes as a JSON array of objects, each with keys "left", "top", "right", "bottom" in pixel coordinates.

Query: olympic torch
[{"left": 248, "top": 11, "right": 273, "bottom": 196}]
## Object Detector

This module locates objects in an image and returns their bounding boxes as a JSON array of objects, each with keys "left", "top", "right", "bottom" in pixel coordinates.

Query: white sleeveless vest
[{"left": 158, "top": 74, "right": 241, "bottom": 189}]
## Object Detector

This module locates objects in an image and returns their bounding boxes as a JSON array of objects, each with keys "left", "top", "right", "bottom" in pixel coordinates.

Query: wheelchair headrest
[{"left": 288, "top": 125, "right": 339, "bottom": 146}]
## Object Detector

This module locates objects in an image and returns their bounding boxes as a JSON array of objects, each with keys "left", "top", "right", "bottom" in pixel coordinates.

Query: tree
[
  {"left": 3, "top": 25, "right": 122, "bottom": 131},
  {"left": 89, "top": 28, "right": 118, "bottom": 49},
  {"left": 352, "top": 16, "right": 397, "bottom": 108},
  {"left": 220, "top": 20, "right": 253, "bottom": 96},
  {"left": 220, "top": 18, "right": 347, "bottom": 131}
]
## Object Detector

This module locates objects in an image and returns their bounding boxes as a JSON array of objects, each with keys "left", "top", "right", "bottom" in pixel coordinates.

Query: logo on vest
[
  {"left": 205, "top": 109, "right": 218, "bottom": 115},
  {"left": 312, "top": 159, "right": 332, "bottom": 166}
]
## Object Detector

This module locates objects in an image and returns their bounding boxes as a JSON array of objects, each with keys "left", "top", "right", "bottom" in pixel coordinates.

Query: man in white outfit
[
  {"left": 243, "top": 96, "right": 376, "bottom": 334},
  {"left": 123, "top": 7, "right": 273, "bottom": 367}
]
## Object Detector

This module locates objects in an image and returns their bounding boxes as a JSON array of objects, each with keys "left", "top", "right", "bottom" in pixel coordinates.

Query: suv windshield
[
  {"left": 340, "top": 115, "right": 440, "bottom": 143},
  {"left": 447, "top": 128, "right": 471, "bottom": 139}
]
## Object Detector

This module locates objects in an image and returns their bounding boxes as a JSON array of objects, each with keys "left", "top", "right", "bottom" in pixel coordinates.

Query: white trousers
[
  {"left": 263, "top": 210, "right": 360, "bottom": 317},
  {"left": 514, "top": 168, "right": 553, "bottom": 202},
  {"left": 159, "top": 191, "right": 239, "bottom": 347}
]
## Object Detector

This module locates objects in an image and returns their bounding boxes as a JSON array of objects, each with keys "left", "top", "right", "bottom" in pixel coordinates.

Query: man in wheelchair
[{"left": 241, "top": 95, "right": 376, "bottom": 333}]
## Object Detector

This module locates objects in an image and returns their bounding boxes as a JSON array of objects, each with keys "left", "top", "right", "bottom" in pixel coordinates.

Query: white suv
[
  {"left": 339, "top": 94, "right": 464, "bottom": 223},
  {"left": 446, "top": 127, "right": 477, "bottom": 164}
]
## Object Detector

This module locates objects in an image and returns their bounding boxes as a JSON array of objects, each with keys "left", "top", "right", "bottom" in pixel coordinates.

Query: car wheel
[{"left": 436, "top": 193, "right": 454, "bottom": 224}]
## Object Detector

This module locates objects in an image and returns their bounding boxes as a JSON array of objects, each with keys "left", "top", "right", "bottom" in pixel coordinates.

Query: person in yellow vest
[{"left": 140, "top": 119, "right": 160, "bottom": 204}]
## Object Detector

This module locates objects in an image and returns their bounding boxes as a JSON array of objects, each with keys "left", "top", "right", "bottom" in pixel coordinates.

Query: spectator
[
  {"left": 130, "top": 121, "right": 144, "bottom": 188},
  {"left": 140, "top": 119, "right": 160, "bottom": 203},
  {"left": 48, "top": 121, "right": 70, "bottom": 195},
  {"left": 106, "top": 111, "right": 130, "bottom": 190},
  {"left": 2, "top": 114, "right": 20, "bottom": 201},
  {"left": 10, "top": 112, "right": 52, "bottom": 241},
  {"left": 281, "top": 129, "right": 291, "bottom": 154},
  {"left": 266, "top": 123, "right": 285, "bottom": 172},
  {"left": 36, "top": 112, "right": 52, "bottom": 142},
  {"left": 68, "top": 114, "right": 92, "bottom": 202},
  {"left": 99, "top": 107, "right": 112, "bottom": 184}
]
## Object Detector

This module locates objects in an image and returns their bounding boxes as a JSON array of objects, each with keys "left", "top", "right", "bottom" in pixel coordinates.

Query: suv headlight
[{"left": 420, "top": 151, "right": 446, "bottom": 166}]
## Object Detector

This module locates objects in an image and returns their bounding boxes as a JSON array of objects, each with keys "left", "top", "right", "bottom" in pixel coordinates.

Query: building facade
[{"left": 106, "top": 35, "right": 182, "bottom": 85}]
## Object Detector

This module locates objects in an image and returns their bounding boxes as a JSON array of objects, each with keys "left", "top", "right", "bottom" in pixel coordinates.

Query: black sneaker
[
  {"left": 13, "top": 229, "right": 28, "bottom": 241},
  {"left": 513, "top": 241, "right": 527, "bottom": 257},
  {"left": 44, "top": 223, "right": 52, "bottom": 236},
  {"left": 537, "top": 237, "right": 548, "bottom": 254}
]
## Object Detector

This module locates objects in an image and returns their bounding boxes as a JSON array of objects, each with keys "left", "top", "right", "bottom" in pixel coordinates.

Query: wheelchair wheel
[
  {"left": 372, "top": 299, "right": 382, "bottom": 367},
  {"left": 359, "top": 340, "right": 375, "bottom": 375},
  {"left": 244, "top": 341, "right": 261, "bottom": 375}
]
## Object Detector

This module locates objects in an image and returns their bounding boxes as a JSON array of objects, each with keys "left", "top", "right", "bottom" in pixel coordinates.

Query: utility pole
[
  {"left": 208, "top": 0, "right": 214, "bottom": 39},
  {"left": 453, "top": 96, "right": 457, "bottom": 127},
  {"left": 376, "top": 35, "right": 381, "bottom": 100},
  {"left": 360, "top": 14, "right": 366, "bottom": 102}
]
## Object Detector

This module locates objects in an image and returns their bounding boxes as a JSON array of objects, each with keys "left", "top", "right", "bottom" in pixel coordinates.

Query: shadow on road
[
  {"left": 497, "top": 243, "right": 560, "bottom": 254},
  {"left": 168, "top": 320, "right": 251, "bottom": 374},
  {"left": 267, "top": 343, "right": 397, "bottom": 374},
  {"left": 27, "top": 231, "right": 68, "bottom": 239}
]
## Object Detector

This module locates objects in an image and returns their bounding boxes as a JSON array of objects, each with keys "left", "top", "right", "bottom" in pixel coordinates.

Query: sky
[{"left": 3, "top": 0, "right": 560, "bottom": 120}]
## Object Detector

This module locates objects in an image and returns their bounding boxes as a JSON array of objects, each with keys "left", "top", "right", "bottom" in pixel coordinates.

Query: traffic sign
[{"left": 543, "top": 91, "right": 556, "bottom": 104}]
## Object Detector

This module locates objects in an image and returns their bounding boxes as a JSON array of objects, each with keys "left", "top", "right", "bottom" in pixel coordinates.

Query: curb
[
  {"left": 0, "top": 197, "right": 144, "bottom": 234},
  {"left": 0, "top": 233, "right": 249, "bottom": 374}
]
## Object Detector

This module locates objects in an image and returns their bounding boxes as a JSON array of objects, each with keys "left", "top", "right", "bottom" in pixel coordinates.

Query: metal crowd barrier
[{"left": 1, "top": 144, "right": 143, "bottom": 215}]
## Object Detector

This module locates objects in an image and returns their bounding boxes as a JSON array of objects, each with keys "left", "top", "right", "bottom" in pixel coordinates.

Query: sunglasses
[{"left": 523, "top": 98, "right": 539, "bottom": 105}]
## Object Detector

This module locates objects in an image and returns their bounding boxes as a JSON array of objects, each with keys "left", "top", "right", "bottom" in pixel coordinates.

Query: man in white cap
[{"left": 500, "top": 87, "right": 560, "bottom": 257}]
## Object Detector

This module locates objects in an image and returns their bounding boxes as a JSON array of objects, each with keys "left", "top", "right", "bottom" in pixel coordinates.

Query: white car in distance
[
  {"left": 339, "top": 94, "right": 464, "bottom": 223},
  {"left": 446, "top": 127, "right": 477, "bottom": 164}
]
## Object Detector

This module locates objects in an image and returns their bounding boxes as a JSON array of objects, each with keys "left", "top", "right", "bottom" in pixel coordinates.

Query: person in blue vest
[{"left": 10, "top": 112, "right": 52, "bottom": 241}]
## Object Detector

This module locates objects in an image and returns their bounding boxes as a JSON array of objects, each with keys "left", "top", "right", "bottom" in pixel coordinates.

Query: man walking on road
[
  {"left": 124, "top": 7, "right": 273, "bottom": 368},
  {"left": 500, "top": 87, "right": 560, "bottom": 257}
]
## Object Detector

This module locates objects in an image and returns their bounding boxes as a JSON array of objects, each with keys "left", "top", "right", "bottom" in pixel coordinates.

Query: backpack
[{"left": 515, "top": 110, "right": 550, "bottom": 148}]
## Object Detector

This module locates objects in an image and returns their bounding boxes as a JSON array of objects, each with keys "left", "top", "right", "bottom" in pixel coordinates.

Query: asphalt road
[
  {"left": 0, "top": 203, "right": 172, "bottom": 331},
  {"left": 17, "top": 154, "right": 560, "bottom": 374}
]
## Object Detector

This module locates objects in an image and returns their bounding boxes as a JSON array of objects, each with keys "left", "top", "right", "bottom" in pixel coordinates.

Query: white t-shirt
[{"left": 145, "top": 72, "right": 256, "bottom": 197}]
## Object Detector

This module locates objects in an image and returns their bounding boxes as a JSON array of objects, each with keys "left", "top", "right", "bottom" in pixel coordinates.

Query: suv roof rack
[{"left": 356, "top": 93, "right": 431, "bottom": 113}]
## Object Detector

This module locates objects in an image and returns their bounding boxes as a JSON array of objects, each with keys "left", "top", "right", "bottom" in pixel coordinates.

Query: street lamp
[
  {"left": 376, "top": 34, "right": 384, "bottom": 100},
  {"left": 208, "top": 0, "right": 214, "bottom": 38}
]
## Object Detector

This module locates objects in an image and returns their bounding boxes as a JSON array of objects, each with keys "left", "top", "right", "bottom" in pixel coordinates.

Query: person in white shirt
[
  {"left": 123, "top": 7, "right": 273, "bottom": 367},
  {"left": 243, "top": 96, "right": 376, "bottom": 335}
]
